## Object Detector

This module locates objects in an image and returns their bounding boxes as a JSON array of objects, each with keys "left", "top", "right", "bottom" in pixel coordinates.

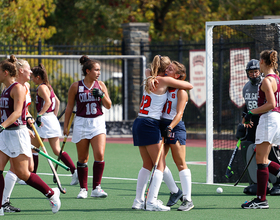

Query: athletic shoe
[
  {"left": 132, "top": 199, "right": 144, "bottom": 210},
  {"left": 48, "top": 188, "right": 61, "bottom": 214},
  {"left": 2, "top": 201, "right": 21, "bottom": 212},
  {"left": 77, "top": 188, "right": 88, "bottom": 199},
  {"left": 241, "top": 198, "right": 269, "bottom": 209},
  {"left": 17, "top": 180, "right": 27, "bottom": 185},
  {"left": 166, "top": 188, "right": 183, "bottom": 206},
  {"left": 70, "top": 169, "right": 79, "bottom": 186},
  {"left": 0, "top": 207, "right": 4, "bottom": 216},
  {"left": 91, "top": 185, "right": 108, "bottom": 198},
  {"left": 177, "top": 200, "right": 194, "bottom": 211},
  {"left": 145, "top": 200, "right": 170, "bottom": 211}
]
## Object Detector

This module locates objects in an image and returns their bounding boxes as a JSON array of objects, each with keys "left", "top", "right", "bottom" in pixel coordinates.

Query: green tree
[
  {"left": 47, "top": 0, "right": 131, "bottom": 44},
  {"left": 46, "top": 0, "right": 220, "bottom": 43},
  {"left": 0, "top": 0, "right": 56, "bottom": 44},
  {"left": 214, "top": 0, "right": 280, "bottom": 21}
]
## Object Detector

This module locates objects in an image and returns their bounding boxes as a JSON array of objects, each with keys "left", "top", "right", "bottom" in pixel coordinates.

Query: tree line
[{"left": 1, "top": 0, "right": 280, "bottom": 45}]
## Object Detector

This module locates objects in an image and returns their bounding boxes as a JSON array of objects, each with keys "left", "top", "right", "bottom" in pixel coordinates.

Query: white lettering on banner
[
  {"left": 229, "top": 48, "right": 250, "bottom": 107},
  {"left": 189, "top": 50, "right": 206, "bottom": 108}
]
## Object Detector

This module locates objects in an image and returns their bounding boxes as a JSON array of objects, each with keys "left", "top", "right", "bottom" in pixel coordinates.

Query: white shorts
[
  {"left": 255, "top": 111, "right": 280, "bottom": 145},
  {"left": 35, "top": 113, "right": 62, "bottom": 138},
  {"left": 72, "top": 115, "right": 106, "bottom": 144},
  {"left": 0, "top": 127, "right": 32, "bottom": 158}
]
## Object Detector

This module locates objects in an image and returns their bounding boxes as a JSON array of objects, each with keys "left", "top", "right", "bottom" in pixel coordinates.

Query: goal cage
[{"left": 205, "top": 19, "right": 280, "bottom": 184}]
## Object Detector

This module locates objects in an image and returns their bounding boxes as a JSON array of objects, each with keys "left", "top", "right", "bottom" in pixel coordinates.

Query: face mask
[{"left": 250, "top": 75, "right": 261, "bottom": 85}]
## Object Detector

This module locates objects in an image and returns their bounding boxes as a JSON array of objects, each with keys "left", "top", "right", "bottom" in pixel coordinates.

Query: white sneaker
[
  {"left": 48, "top": 188, "right": 61, "bottom": 214},
  {"left": 90, "top": 185, "right": 108, "bottom": 198},
  {"left": 17, "top": 180, "right": 27, "bottom": 185},
  {"left": 77, "top": 188, "right": 88, "bottom": 199},
  {"left": 146, "top": 200, "right": 170, "bottom": 211},
  {"left": 132, "top": 199, "right": 144, "bottom": 210},
  {"left": 70, "top": 170, "right": 79, "bottom": 185},
  {"left": 0, "top": 207, "right": 4, "bottom": 216}
]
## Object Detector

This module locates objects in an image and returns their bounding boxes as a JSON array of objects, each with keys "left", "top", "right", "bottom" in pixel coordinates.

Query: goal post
[{"left": 205, "top": 19, "right": 280, "bottom": 184}]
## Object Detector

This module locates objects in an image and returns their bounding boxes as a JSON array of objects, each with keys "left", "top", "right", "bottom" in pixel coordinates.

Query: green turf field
[{"left": 3, "top": 142, "right": 279, "bottom": 219}]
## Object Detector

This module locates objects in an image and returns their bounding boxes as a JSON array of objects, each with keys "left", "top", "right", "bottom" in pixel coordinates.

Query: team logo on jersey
[{"left": 79, "top": 86, "right": 84, "bottom": 92}]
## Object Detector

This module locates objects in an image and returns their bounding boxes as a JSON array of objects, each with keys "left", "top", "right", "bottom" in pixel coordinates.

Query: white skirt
[
  {"left": 0, "top": 127, "right": 32, "bottom": 158},
  {"left": 72, "top": 115, "right": 106, "bottom": 144},
  {"left": 35, "top": 113, "right": 62, "bottom": 138},
  {"left": 255, "top": 111, "right": 280, "bottom": 145}
]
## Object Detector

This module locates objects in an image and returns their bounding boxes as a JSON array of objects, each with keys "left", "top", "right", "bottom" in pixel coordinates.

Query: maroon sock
[
  {"left": 0, "top": 172, "right": 4, "bottom": 209},
  {"left": 257, "top": 166, "right": 269, "bottom": 201},
  {"left": 32, "top": 153, "right": 39, "bottom": 173},
  {"left": 60, "top": 152, "right": 76, "bottom": 174},
  {"left": 268, "top": 161, "right": 280, "bottom": 176},
  {"left": 25, "top": 173, "right": 54, "bottom": 198},
  {"left": 77, "top": 163, "right": 88, "bottom": 190},
  {"left": 92, "top": 161, "right": 105, "bottom": 189}
]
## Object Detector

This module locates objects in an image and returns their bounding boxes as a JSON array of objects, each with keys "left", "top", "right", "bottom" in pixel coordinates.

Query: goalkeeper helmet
[{"left": 246, "top": 59, "right": 261, "bottom": 85}]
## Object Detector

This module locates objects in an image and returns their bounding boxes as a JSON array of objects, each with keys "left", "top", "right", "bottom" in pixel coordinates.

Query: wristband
[{"left": 167, "top": 125, "right": 172, "bottom": 130}]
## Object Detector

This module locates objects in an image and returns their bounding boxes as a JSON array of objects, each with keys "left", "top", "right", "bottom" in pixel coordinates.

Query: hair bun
[
  {"left": 80, "top": 55, "right": 90, "bottom": 65},
  {"left": 8, "top": 54, "right": 17, "bottom": 63}
]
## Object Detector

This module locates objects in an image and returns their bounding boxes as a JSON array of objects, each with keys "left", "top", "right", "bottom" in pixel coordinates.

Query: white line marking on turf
[{"left": 4, "top": 171, "right": 244, "bottom": 188}]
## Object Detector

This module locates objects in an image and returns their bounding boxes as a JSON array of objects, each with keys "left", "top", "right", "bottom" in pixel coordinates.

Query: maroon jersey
[
  {"left": 75, "top": 80, "right": 103, "bottom": 118},
  {"left": 36, "top": 84, "right": 56, "bottom": 113},
  {"left": 0, "top": 82, "right": 26, "bottom": 128},
  {"left": 258, "top": 73, "right": 280, "bottom": 113}
]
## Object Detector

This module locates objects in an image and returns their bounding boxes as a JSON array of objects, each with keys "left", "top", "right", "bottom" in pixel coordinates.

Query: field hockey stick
[
  {"left": 53, "top": 111, "right": 75, "bottom": 183},
  {"left": 31, "top": 146, "right": 70, "bottom": 171},
  {"left": 57, "top": 107, "right": 66, "bottom": 120},
  {"left": 30, "top": 123, "right": 67, "bottom": 194},
  {"left": 225, "top": 139, "right": 242, "bottom": 178},
  {"left": 144, "top": 138, "right": 164, "bottom": 210},
  {"left": 225, "top": 125, "right": 248, "bottom": 178},
  {"left": 234, "top": 150, "right": 255, "bottom": 186}
]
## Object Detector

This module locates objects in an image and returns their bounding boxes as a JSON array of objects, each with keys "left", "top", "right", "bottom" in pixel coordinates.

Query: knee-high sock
[
  {"left": 92, "top": 161, "right": 105, "bottom": 189},
  {"left": 2, "top": 170, "right": 17, "bottom": 204},
  {"left": 0, "top": 172, "right": 4, "bottom": 209},
  {"left": 77, "top": 162, "right": 88, "bottom": 190},
  {"left": 32, "top": 153, "right": 39, "bottom": 173},
  {"left": 163, "top": 166, "right": 178, "bottom": 194},
  {"left": 60, "top": 151, "right": 76, "bottom": 174},
  {"left": 257, "top": 166, "right": 269, "bottom": 201},
  {"left": 25, "top": 173, "right": 54, "bottom": 198},
  {"left": 135, "top": 167, "right": 150, "bottom": 202},
  {"left": 146, "top": 169, "right": 163, "bottom": 204},
  {"left": 179, "top": 169, "right": 192, "bottom": 201},
  {"left": 268, "top": 161, "right": 280, "bottom": 176}
]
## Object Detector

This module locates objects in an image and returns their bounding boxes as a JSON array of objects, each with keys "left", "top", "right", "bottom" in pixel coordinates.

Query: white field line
[{"left": 4, "top": 167, "right": 247, "bottom": 188}]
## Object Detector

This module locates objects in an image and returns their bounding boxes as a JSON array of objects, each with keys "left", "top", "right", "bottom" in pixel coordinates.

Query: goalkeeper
[{"left": 241, "top": 59, "right": 280, "bottom": 195}]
